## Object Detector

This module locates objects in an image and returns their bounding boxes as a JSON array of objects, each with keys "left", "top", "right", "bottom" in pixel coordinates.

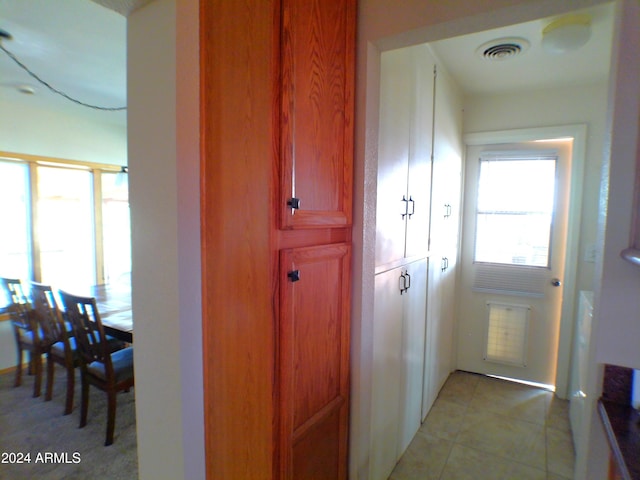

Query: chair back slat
[
  {"left": 30, "top": 283, "right": 66, "bottom": 347},
  {"left": 59, "top": 291, "right": 114, "bottom": 379},
  {"left": 1, "top": 277, "right": 35, "bottom": 332}
]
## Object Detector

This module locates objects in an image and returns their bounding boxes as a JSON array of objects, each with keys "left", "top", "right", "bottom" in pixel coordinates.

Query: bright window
[
  {"left": 0, "top": 161, "right": 31, "bottom": 280},
  {"left": 0, "top": 156, "right": 130, "bottom": 292},
  {"left": 474, "top": 155, "right": 557, "bottom": 267},
  {"left": 101, "top": 172, "right": 131, "bottom": 284},
  {"left": 37, "top": 165, "right": 95, "bottom": 290}
]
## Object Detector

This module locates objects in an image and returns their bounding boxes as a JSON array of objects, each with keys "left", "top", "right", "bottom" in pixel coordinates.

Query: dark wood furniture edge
[
  {"left": 103, "top": 324, "right": 133, "bottom": 344},
  {"left": 598, "top": 399, "right": 639, "bottom": 480}
]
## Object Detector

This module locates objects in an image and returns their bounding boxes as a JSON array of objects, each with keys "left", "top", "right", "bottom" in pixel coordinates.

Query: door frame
[{"left": 463, "top": 124, "right": 587, "bottom": 398}]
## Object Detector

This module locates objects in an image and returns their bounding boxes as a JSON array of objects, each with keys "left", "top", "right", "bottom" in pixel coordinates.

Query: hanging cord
[{"left": 0, "top": 42, "right": 127, "bottom": 112}]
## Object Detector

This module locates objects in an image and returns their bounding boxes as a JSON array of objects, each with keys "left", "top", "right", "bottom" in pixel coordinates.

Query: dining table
[{"left": 89, "top": 281, "right": 134, "bottom": 344}]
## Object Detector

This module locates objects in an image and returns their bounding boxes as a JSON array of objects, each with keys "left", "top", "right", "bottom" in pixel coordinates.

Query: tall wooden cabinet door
[
  {"left": 370, "top": 267, "right": 404, "bottom": 480},
  {"left": 279, "top": 243, "right": 351, "bottom": 480},
  {"left": 279, "top": 0, "right": 355, "bottom": 229}
]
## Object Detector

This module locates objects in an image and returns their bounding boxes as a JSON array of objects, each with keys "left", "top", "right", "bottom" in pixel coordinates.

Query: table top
[{"left": 90, "top": 282, "right": 133, "bottom": 343}]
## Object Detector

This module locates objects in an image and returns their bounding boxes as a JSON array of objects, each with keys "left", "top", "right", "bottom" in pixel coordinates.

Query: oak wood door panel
[
  {"left": 279, "top": 0, "right": 355, "bottom": 229},
  {"left": 279, "top": 243, "right": 351, "bottom": 480}
]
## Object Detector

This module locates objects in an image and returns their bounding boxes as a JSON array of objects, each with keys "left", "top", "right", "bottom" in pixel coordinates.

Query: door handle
[
  {"left": 407, "top": 196, "right": 415, "bottom": 218},
  {"left": 551, "top": 278, "right": 562, "bottom": 287},
  {"left": 401, "top": 196, "right": 409, "bottom": 219}
]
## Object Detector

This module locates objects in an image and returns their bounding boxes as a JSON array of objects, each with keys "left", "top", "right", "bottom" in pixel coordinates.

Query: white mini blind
[{"left": 484, "top": 302, "right": 530, "bottom": 367}]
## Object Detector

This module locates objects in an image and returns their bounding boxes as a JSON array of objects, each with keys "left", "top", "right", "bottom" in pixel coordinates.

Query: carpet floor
[{"left": 0, "top": 363, "right": 138, "bottom": 479}]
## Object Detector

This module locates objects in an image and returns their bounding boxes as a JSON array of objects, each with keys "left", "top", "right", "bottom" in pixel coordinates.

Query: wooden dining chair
[
  {"left": 58, "top": 290, "right": 134, "bottom": 446},
  {"left": 1, "top": 277, "right": 46, "bottom": 397},
  {"left": 30, "top": 282, "right": 76, "bottom": 414}
]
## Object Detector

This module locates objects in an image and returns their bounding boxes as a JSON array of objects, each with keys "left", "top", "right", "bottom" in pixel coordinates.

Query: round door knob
[{"left": 551, "top": 278, "right": 562, "bottom": 287}]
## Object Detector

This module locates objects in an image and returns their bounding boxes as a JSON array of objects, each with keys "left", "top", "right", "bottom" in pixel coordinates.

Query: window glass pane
[
  {"left": 101, "top": 172, "right": 131, "bottom": 284},
  {"left": 0, "top": 161, "right": 31, "bottom": 285},
  {"left": 37, "top": 166, "right": 95, "bottom": 290},
  {"left": 474, "top": 157, "right": 556, "bottom": 267}
]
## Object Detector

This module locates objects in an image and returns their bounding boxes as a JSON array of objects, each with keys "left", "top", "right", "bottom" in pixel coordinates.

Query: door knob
[{"left": 551, "top": 278, "right": 562, "bottom": 287}]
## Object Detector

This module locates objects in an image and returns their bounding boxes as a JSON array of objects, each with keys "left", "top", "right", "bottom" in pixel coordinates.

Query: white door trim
[{"left": 464, "top": 124, "right": 587, "bottom": 398}]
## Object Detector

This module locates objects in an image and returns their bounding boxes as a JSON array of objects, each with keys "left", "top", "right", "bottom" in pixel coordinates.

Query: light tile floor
[{"left": 389, "top": 371, "right": 575, "bottom": 480}]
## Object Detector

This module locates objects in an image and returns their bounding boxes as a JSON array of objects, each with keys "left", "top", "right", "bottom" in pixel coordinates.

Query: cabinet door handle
[
  {"left": 404, "top": 271, "right": 411, "bottom": 291},
  {"left": 401, "top": 195, "right": 409, "bottom": 219},
  {"left": 444, "top": 203, "right": 451, "bottom": 218},
  {"left": 407, "top": 196, "right": 415, "bottom": 218},
  {"left": 287, "top": 270, "right": 301, "bottom": 282},
  {"left": 441, "top": 257, "right": 449, "bottom": 272},
  {"left": 399, "top": 272, "right": 406, "bottom": 294},
  {"left": 287, "top": 197, "right": 301, "bottom": 210}
]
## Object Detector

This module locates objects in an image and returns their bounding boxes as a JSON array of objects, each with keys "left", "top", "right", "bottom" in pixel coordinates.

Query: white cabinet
[
  {"left": 370, "top": 45, "right": 463, "bottom": 479},
  {"left": 422, "top": 63, "right": 463, "bottom": 417},
  {"left": 370, "top": 259, "right": 427, "bottom": 480},
  {"left": 375, "top": 46, "right": 434, "bottom": 270}
]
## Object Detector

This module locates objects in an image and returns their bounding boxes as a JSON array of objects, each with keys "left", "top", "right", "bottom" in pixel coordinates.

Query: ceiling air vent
[{"left": 476, "top": 37, "right": 530, "bottom": 61}]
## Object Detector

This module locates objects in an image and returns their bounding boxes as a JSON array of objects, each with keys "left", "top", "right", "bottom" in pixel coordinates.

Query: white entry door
[{"left": 456, "top": 139, "right": 572, "bottom": 387}]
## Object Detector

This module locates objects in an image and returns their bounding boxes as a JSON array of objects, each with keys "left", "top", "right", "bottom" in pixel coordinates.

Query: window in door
[{"left": 474, "top": 154, "right": 557, "bottom": 268}]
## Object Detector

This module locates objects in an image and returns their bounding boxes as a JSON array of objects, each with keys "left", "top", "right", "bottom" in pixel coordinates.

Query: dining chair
[
  {"left": 58, "top": 290, "right": 134, "bottom": 446},
  {"left": 30, "top": 282, "right": 77, "bottom": 415},
  {"left": 1, "top": 277, "right": 46, "bottom": 397},
  {"left": 30, "top": 283, "right": 128, "bottom": 416}
]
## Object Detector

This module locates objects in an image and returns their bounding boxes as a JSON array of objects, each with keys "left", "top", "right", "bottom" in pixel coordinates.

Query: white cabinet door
[
  {"left": 405, "top": 46, "right": 434, "bottom": 260},
  {"left": 423, "top": 63, "right": 463, "bottom": 419},
  {"left": 376, "top": 49, "right": 412, "bottom": 268},
  {"left": 398, "top": 259, "right": 428, "bottom": 453},
  {"left": 371, "top": 260, "right": 428, "bottom": 479},
  {"left": 371, "top": 267, "right": 404, "bottom": 480},
  {"left": 376, "top": 46, "right": 435, "bottom": 269}
]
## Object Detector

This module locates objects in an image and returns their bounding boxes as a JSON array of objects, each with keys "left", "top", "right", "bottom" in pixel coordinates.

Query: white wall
[
  {"left": 128, "top": 0, "right": 203, "bottom": 478},
  {"left": 0, "top": 96, "right": 126, "bottom": 165}
]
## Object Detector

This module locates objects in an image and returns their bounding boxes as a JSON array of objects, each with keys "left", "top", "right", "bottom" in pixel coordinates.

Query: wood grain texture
[
  {"left": 201, "top": 0, "right": 354, "bottom": 478},
  {"left": 200, "top": 1, "right": 278, "bottom": 478},
  {"left": 279, "top": 0, "right": 355, "bottom": 229},
  {"left": 279, "top": 244, "right": 351, "bottom": 480}
]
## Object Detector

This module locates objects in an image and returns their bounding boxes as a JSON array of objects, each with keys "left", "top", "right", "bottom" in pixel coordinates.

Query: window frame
[
  {"left": 0, "top": 151, "right": 127, "bottom": 286},
  {"left": 472, "top": 151, "right": 558, "bottom": 269}
]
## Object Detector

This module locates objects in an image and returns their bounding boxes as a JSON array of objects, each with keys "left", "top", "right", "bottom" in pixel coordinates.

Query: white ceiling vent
[{"left": 477, "top": 37, "right": 530, "bottom": 61}]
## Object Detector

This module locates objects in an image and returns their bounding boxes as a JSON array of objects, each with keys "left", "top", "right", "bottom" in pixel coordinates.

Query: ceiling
[
  {"left": 0, "top": 0, "right": 128, "bottom": 127},
  {"left": 0, "top": 1, "right": 615, "bottom": 130},
  {"left": 429, "top": 2, "right": 614, "bottom": 96}
]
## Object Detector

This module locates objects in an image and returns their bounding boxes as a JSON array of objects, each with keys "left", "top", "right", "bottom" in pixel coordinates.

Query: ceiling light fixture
[{"left": 542, "top": 14, "right": 592, "bottom": 54}]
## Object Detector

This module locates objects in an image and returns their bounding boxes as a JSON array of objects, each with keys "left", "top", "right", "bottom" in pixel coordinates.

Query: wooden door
[
  {"left": 279, "top": 243, "right": 351, "bottom": 480},
  {"left": 279, "top": 0, "right": 355, "bottom": 229}
]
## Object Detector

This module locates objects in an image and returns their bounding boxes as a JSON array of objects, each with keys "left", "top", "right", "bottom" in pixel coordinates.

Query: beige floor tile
[
  {"left": 547, "top": 426, "right": 575, "bottom": 479},
  {"left": 437, "top": 371, "right": 481, "bottom": 407},
  {"left": 389, "top": 431, "right": 453, "bottom": 480},
  {"left": 440, "top": 444, "right": 546, "bottom": 480},
  {"left": 421, "top": 397, "right": 468, "bottom": 441},
  {"left": 455, "top": 407, "right": 546, "bottom": 470},
  {"left": 547, "top": 396, "right": 572, "bottom": 434},
  {"left": 470, "top": 376, "right": 551, "bottom": 425}
]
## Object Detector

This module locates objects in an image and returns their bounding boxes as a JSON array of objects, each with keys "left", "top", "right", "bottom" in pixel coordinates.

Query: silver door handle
[{"left": 551, "top": 278, "right": 562, "bottom": 287}]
